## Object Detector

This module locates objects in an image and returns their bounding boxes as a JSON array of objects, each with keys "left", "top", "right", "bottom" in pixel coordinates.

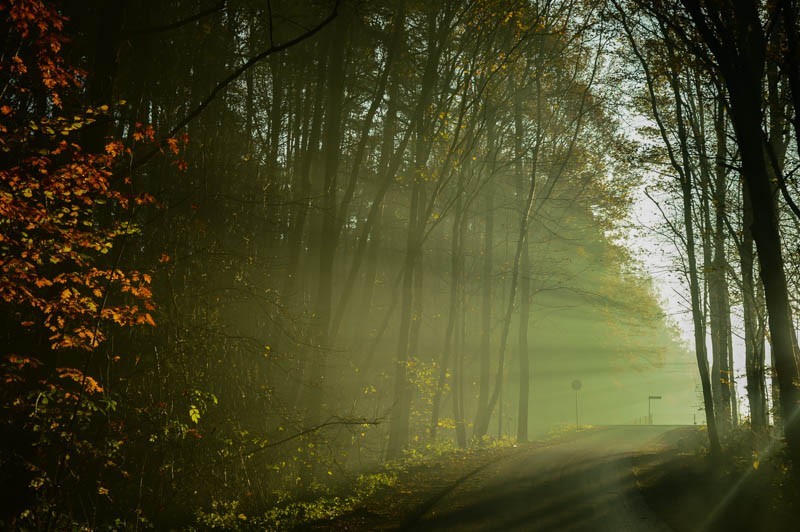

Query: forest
[{"left": 1, "top": 0, "right": 800, "bottom": 529}]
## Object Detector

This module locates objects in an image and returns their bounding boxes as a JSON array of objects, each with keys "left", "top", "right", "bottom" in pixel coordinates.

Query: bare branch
[
  {"left": 243, "top": 417, "right": 382, "bottom": 457},
  {"left": 127, "top": 1, "right": 227, "bottom": 36},
  {"left": 134, "top": 1, "right": 340, "bottom": 168}
]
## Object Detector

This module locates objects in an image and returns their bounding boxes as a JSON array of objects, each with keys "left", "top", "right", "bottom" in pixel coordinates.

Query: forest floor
[{"left": 294, "top": 426, "right": 800, "bottom": 531}]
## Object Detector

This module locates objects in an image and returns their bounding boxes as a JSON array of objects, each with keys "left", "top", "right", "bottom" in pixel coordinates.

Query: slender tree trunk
[
  {"left": 517, "top": 222, "right": 531, "bottom": 443},
  {"left": 659, "top": 30, "right": 723, "bottom": 455},
  {"left": 472, "top": 142, "right": 537, "bottom": 438},
  {"left": 82, "top": 0, "right": 124, "bottom": 153},
  {"left": 728, "top": 76, "right": 800, "bottom": 464},
  {"left": 268, "top": 55, "right": 283, "bottom": 180},
  {"left": 307, "top": 11, "right": 349, "bottom": 424},
  {"left": 409, "top": 184, "right": 427, "bottom": 361},
  {"left": 742, "top": 183, "right": 768, "bottom": 433},
  {"left": 284, "top": 47, "right": 326, "bottom": 301},
  {"left": 359, "top": 206, "right": 382, "bottom": 320},
  {"left": 678, "top": 0, "right": 800, "bottom": 467},
  {"left": 432, "top": 187, "right": 464, "bottom": 444},
  {"left": 618, "top": 13, "right": 723, "bottom": 455},
  {"left": 386, "top": 183, "right": 420, "bottom": 459},
  {"left": 386, "top": 7, "right": 444, "bottom": 458},
  {"left": 514, "top": 85, "right": 531, "bottom": 443},
  {"left": 476, "top": 129, "right": 495, "bottom": 438},
  {"left": 456, "top": 264, "right": 468, "bottom": 446},
  {"left": 781, "top": 0, "right": 800, "bottom": 169},
  {"left": 686, "top": 75, "right": 732, "bottom": 433},
  {"left": 711, "top": 121, "right": 734, "bottom": 431}
]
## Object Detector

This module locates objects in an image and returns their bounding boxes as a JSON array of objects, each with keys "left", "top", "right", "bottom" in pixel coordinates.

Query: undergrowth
[{"left": 191, "top": 436, "right": 520, "bottom": 530}]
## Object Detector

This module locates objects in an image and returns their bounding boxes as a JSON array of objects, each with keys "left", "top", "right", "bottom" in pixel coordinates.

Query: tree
[
  {"left": 0, "top": 1, "right": 158, "bottom": 525},
  {"left": 614, "top": 4, "right": 723, "bottom": 454},
  {"left": 668, "top": 0, "right": 800, "bottom": 469}
]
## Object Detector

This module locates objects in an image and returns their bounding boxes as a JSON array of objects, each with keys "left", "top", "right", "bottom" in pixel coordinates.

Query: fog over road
[{"left": 404, "top": 426, "right": 682, "bottom": 531}]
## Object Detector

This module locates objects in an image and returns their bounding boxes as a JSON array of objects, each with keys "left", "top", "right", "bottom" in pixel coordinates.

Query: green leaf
[{"left": 189, "top": 405, "right": 201, "bottom": 424}]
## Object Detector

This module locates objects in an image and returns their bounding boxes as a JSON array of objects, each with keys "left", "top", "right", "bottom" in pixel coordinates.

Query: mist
[{"left": 2, "top": 0, "right": 800, "bottom": 529}]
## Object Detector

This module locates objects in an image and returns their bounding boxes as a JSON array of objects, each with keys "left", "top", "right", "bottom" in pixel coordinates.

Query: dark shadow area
[
  {"left": 408, "top": 450, "right": 644, "bottom": 531},
  {"left": 634, "top": 449, "right": 800, "bottom": 532}
]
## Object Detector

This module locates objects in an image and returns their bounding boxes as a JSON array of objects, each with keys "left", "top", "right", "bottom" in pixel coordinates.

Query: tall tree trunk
[
  {"left": 268, "top": 55, "right": 283, "bottom": 181},
  {"left": 284, "top": 46, "right": 326, "bottom": 301},
  {"left": 742, "top": 183, "right": 768, "bottom": 433},
  {"left": 454, "top": 260, "right": 468, "bottom": 448},
  {"left": 668, "top": 54, "right": 722, "bottom": 456},
  {"left": 82, "top": 0, "right": 125, "bottom": 153},
  {"left": 386, "top": 6, "right": 444, "bottom": 459},
  {"left": 359, "top": 206, "right": 382, "bottom": 323},
  {"left": 514, "top": 84, "right": 531, "bottom": 443},
  {"left": 475, "top": 124, "right": 495, "bottom": 438},
  {"left": 472, "top": 137, "right": 537, "bottom": 438},
  {"left": 686, "top": 74, "right": 733, "bottom": 433},
  {"left": 473, "top": 46, "right": 596, "bottom": 437},
  {"left": 386, "top": 183, "right": 421, "bottom": 459},
  {"left": 679, "top": 0, "right": 800, "bottom": 468},
  {"left": 328, "top": 8, "right": 416, "bottom": 339},
  {"left": 618, "top": 13, "right": 723, "bottom": 455},
  {"left": 329, "top": 7, "right": 405, "bottom": 342},
  {"left": 729, "top": 53, "right": 800, "bottom": 466},
  {"left": 431, "top": 187, "right": 464, "bottom": 444},
  {"left": 710, "top": 110, "right": 734, "bottom": 431},
  {"left": 517, "top": 217, "right": 531, "bottom": 443},
  {"left": 307, "top": 11, "right": 349, "bottom": 424},
  {"left": 408, "top": 184, "right": 427, "bottom": 361}
]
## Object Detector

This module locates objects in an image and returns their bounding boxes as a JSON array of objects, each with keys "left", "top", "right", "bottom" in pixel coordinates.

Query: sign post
[
  {"left": 572, "top": 379, "right": 582, "bottom": 429},
  {"left": 648, "top": 395, "right": 662, "bottom": 425}
]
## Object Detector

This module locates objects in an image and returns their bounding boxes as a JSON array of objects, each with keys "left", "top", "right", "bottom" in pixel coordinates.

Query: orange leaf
[{"left": 165, "top": 137, "right": 179, "bottom": 155}]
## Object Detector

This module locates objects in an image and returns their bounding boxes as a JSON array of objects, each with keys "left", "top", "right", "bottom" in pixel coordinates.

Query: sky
[{"left": 628, "top": 183, "right": 769, "bottom": 424}]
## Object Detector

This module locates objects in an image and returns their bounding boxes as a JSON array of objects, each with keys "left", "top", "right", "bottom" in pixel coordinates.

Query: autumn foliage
[
  {"left": 0, "top": 1, "right": 161, "bottom": 526},
  {"left": 0, "top": 0, "right": 155, "bottom": 352}
]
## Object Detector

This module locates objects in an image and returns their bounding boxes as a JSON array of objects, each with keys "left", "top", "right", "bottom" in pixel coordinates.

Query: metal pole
[{"left": 571, "top": 380, "right": 582, "bottom": 430}]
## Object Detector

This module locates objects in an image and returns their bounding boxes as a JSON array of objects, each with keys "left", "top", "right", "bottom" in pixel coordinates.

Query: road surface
[{"left": 403, "top": 426, "right": 681, "bottom": 531}]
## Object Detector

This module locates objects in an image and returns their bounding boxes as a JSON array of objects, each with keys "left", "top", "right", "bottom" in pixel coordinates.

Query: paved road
[{"left": 405, "top": 426, "right": 681, "bottom": 531}]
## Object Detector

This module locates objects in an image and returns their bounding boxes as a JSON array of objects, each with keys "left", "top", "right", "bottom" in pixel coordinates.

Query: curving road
[{"left": 403, "top": 426, "right": 681, "bottom": 531}]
